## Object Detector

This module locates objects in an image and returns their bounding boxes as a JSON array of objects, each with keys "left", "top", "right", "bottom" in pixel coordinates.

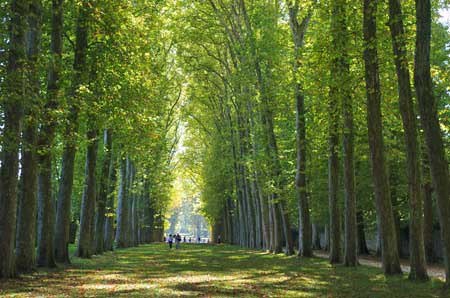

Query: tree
[
  {"left": 362, "top": 0, "right": 401, "bottom": 275},
  {"left": 16, "top": 0, "right": 42, "bottom": 273},
  {"left": 414, "top": 0, "right": 450, "bottom": 286},
  {"left": 0, "top": 0, "right": 29, "bottom": 278},
  {"left": 387, "top": 0, "right": 428, "bottom": 280},
  {"left": 288, "top": 0, "right": 313, "bottom": 258},
  {"left": 55, "top": 0, "right": 90, "bottom": 263}
]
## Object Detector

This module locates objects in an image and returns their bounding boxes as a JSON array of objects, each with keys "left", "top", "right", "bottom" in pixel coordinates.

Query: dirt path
[{"left": 314, "top": 250, "right": 446, "bottom": 280}]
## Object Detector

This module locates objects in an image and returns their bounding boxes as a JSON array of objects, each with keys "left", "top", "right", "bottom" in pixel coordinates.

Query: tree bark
[
  {"left": 387, "top": 0, "right": 428, "bottom": 280},
  {"left": 357, "top": 211, "right": 370, "bottom": 255},
  {"left": 115, "top": 156, "right": 130, "bottom": 248},
  {"left": 54, "top": 1, "right": 89, "bottom": 263},
  {"left": 422, "top": 158, "right": 434, "bottom": 262},
  {"left": 0, "top": 0, "right": 29, "bottom": 278},
  {"left": 15, "top": 0, "right": 42, "bottom": 273},
  {"left": 94, "top": 129, "right": 113, "bottom": 254},
  {"left": 288, "top": 2, "right": 313, "bottom": 258},
  {"left": 328, "top": 0, "right": 344, "bottom": 264},
  {"left": 330, "top": 0, "right": 358, "bottom": 267},
  {"left": 414, "top": 0, "right": 450, "bottom": 285},
  {"left": 41, "top": 0, "right": 63, "bottom": 263},
  {"left": 76, "top": 129, "right": 99, "bottom": 257},
  {"left": 103, "top": 156, "right": 117, "bottom": 251},
  {"left": 362, "top": 0, "right": 402, "bottom": 275}
]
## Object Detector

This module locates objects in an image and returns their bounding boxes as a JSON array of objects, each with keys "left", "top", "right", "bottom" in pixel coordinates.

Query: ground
[{"left": 0, "top": 244, "right": 447, "bottom": 298}]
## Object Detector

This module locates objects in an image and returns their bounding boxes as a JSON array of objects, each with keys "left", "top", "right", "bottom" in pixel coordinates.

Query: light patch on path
[{"left": 314, "top": 250, "right": 446, "bottom": 280}]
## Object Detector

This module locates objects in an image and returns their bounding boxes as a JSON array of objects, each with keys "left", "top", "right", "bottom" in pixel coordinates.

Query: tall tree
[
  {"left": 0, "top": 0, "right": 29, "bottom": 278},
  {"left": 115, "top": 155, "right": 131, "bottom": 248},
  {"left": 54, "top": 0, "right": 90, "bottom": 263},
  {"left": 387, "top": 0, "right": 428, "bottom": 280},
  {"left": 288, "top": 1, "right": 313, "bottom": 258},
  {"left": 362, "top": 0, "right": 401, "bottom": 275},
  {"left": 414, "top": 0, "right": 450, "bottom": 285},
  {"left": 76, "top": 127, "right": 99, "bottom": 257},
  {"left": 16, "top": 0, "right": 42, "bottom": 273},
  {"left": 41, "top": 0, "right": 64, "bottom": 264},
  {"left": 95, "top": 129, "right": 113, "bottom": 254},
  {"left": 328, "top": 0, "right": 342, "bottom": 264}
]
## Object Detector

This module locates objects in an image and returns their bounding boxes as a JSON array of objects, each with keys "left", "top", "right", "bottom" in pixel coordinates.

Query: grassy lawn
[{"left": 0, "top": 243, "right": 447, "bottom": 298}]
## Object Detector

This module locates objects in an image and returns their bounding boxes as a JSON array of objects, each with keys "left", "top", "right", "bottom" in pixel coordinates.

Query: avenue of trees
[
  {"left": 177, "top": 0, "right": 450, "bottom": 286},
  {"left": 0, "top": 0, "right": 449, "bottom": 291},
  {"left": 0, "top": 0, "right": 179, "bottom": 278}
]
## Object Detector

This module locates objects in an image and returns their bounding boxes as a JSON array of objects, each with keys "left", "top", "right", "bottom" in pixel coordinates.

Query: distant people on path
[
  {"left": 197, "top": 236, "right": 201, "bottom": 243},
  {"left": 183, "top": 236, "right": 186, "bottom": 243},
  {"left": 167, "top": 234, "right": 173, "bottom": 249},
  {"left": 188, "top": 237, "right": 192, "bottom": 243},
  {"left": 175, "top": 233, "right": 182, "bottom": 249},
  {"left": 217, "top": 235, "right": 221, "bottom": 244}
]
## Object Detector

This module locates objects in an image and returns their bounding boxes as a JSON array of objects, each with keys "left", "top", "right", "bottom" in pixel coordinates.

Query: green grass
[{"left": 0, "top": 243, "right": 447, "bottom": 297}]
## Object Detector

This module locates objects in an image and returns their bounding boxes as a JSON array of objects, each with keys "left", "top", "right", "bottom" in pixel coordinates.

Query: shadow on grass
[{"left": 0, "top": 243, "right": 447, "bottom": 298}]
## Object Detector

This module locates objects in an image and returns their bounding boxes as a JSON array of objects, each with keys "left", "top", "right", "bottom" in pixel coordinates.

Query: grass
[{"left": 0, "top": 243, "right": 447, "bottom": 298}]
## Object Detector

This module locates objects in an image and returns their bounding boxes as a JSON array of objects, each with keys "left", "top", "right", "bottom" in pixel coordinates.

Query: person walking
[
  {"left": 175, "top": 233, "right": 182, "bottom": 249},
  {"left": 167, "top": 234, "right": 173, "bottom": 249}
]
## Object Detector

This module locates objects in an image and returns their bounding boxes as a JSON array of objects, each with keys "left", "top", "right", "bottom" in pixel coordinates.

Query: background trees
[{"left": 0, "top": 0, "right": 449, "bottom": 289}]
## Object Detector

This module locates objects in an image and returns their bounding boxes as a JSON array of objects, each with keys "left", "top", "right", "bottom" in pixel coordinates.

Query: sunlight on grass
[{"left": 0, "top": 243, "right": 447, "bottom": 298}]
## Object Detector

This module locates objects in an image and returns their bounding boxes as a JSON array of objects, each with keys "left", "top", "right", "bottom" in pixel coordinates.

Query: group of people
[
  {"left": 165, "top": 234, "right": 211, "bottom": 249},
  {"left": 166, "top": 233, "right": 182, "bottom": 249}
]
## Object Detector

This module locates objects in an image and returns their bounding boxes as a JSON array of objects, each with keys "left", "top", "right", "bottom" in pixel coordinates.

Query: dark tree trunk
[
  {"left": 280, "top": 201, "right": 294, "bottom": 255},
  {"left": 0, "top": 0, "right": 28, "bottom": 278},
  {"left": 40, "top": 0, "right": 63, "bottom": 263},
  {"left": 414, "top": 0, "right": 450, "bottom": 285},
  {"left": 115, "top": 156, "right": 130, "bottom": 248},
  {"left": 35, "top": 0, "right": 57, "bottom": 267},
  {"left": 103, "top": 156, "right": 117, "bottom": 251},
  {"left": 15, "top": 0, "right": 42, "bottom": 273},
  {"left": 312, "top": 224, "right": 321, "bottom": 250},
  {"left": 328, "top": 0, "right": 343, "bottom": 263},
  {"left": 422, "top": 163, "right": 434, "bottom": 262},
  {"left": 54, "top": 1, "right": 89, "bottom": 263},
  {"left": 288, "top": 3, "right": 313, "bottom": 258},
  {"left": 94, "top": 129, "right": 113, "bottom": 254},
  {"left": 387, "top": 0, "right": 428, "bottom": 280},
  {"left": 76, "top": 129, "right": 99, "bottom": 257},
  {"left": 324, "top": 224, "right": 330, "bottom": 252},
  {"left": 357, "top": 211, "right": 370, "bottom": 255},
  {"left": 271, "top": 197, "right": 283, "bottom": 254},
  {"left": 330, "top": 0, "right": 358, "bottom": 267},
  {"left": 362, "top": 0, "right": 402, "bottom": 275}
]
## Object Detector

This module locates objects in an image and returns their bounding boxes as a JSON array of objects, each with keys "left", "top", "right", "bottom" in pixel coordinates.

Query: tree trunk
[
  {"left": 288, "top": 4, "right": 312, "bottom": 258},
  {"left": 115, "top": 156, "right": 130, "bottom": 248},
  {"left": 54, "top": 1, "right": 89, "bottom": 263},
  {"left": 422, "top": 161, "right": 434, "bottom": 262},
  {"left": 103, "top": 156, "right": 117, "bottom": 251},
  {"left": 15, "top": 0, "right": 42, "bottom": 273},
  {"left": 357, "top": 211, "right": 370, "bottom": 255},
  {"left": 77, "top": 129, "right": 99, "bottom": 257},
  {"left": 328, "top": 0, "right": 342, "bottom": 262},
  {"left": 387, "top": 0, "right": 428, "bottom": 279},
  {"left": 363, "top": 0, "right": 402, "bottom": 275},
  {"left": 324, "top": 224, "right": 330, "bottom": 251},
  {"left": 41, "top": 0, "right": 63, "bottom": 263},
  {"left": 94, "top": 129, "right": 113, "bottom": 254},
  {"left": 280, "top": 201, "right": 294, "bottom": 255},
  {"left": 311, "top": 224, "right": 321, "bottom": 250},
  {"left": 330, "top": 0, "right": 358, "bottom": 267},
  {"left": 414, "top": 0, "right": 450, "bottom": 285},
  {"left": 0, "top": 0, "right": 28, "bottom": 279}
]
